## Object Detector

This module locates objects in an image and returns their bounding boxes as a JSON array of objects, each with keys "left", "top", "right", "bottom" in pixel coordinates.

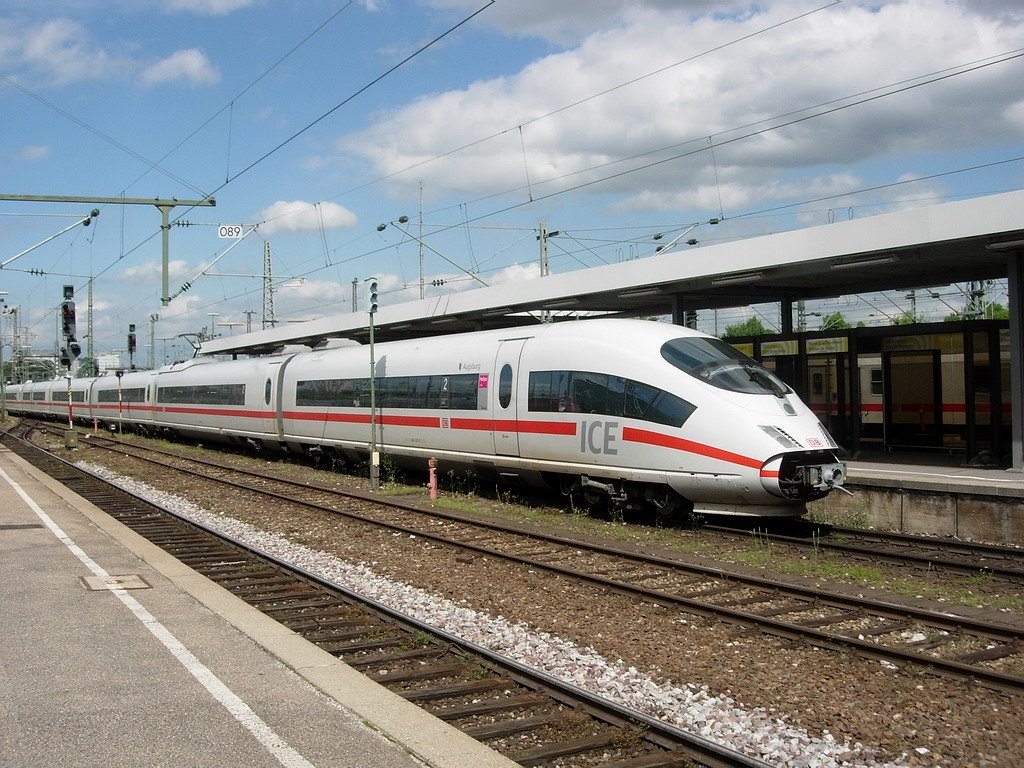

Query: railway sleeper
[
  {"left": 256, "top": 595, "right": 343, "bottom": 613},
  {"left": 281, "top": 609, "right": 374, "bottom": 630},
  {"left": 859, "top": 621, "right": 915, "bottom": 637},
  {"left": 348, "top": 647, "right": 453, "bottom": 670},
  {"left": 300, "top": 620, "right": 392, "bottom": 641},
  {"left": 314, "top": 627, "right": 402, "bottom": 650},
  {"left": 752, "top": 601, "right": 813, "bottom": 618},
  {"left": 903, "top": 634, "right": 958, "bottom": 652},
  {"left": 429, "top": 692, "right": 550, "bottom": 721},
  {"left": 330, "top": 635, "right": 409, "bottom": 655},
  {"left": 954, "top": 644, "right": 1018, "bottom": 664},
  {"left": 510, "top": 731, "right": 628, "bottom": 767},
  {"left": 463, "top": 710, "right": 570, "bottom": 741},
  {"left": 717, "top": 593, "right": 779, "bottom": 608},
  {"left": 794, "top": 611, "right": 859, "bottom": 628},
  {"left": 374, "top": 661, "right": 470, "bottom": 684},
  {"left": 212, "top": 571, "right": 295, "bottom": 585},
  {"left": 243, "top": 587, "right": 325, "bottom": 604},
  {"left": 228, "top": 581, "right": 315, "bottom": 597},
  {"left": 586, "top": 750, "right": 693, "bottom": 768},
  {"left": 399, "top": 677, "right": 512, "bottom": 702}
]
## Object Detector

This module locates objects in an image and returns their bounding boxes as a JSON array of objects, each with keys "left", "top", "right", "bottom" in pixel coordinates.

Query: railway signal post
[{"left": 61, "top": 285, "right": 79, "bottom": 447}]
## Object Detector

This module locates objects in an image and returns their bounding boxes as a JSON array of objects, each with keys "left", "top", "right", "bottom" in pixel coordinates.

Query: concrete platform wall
[{"left": 811, "top": 486, "right": 1024, "bottom": 545}]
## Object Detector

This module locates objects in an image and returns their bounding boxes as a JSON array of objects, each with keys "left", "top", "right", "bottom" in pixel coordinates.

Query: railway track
[
  {"left": 24, "top": 421, "right": 1024, "bottom": 695},
  {"left": 2, "top": 426, "right": 768, "bottom": 768},
  {"left": 707, "top": 520, "right": 1024, "bottom": 580}
]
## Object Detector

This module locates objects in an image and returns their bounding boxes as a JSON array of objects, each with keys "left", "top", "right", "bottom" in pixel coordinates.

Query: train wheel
[
  {"left": 644, "top": 486, "right": 686, "bottom": 522},
  {"left": 558, "top": 476, "right": 580, "bottom": 497}
]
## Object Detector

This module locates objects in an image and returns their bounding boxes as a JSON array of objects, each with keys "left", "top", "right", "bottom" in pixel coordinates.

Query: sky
[{"left": 1, "top": 0, "right": 1023, "bottom": 365}]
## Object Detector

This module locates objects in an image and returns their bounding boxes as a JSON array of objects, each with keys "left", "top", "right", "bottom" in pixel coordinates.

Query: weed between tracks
[{"left": 43, "top": 422, "right": 1024, "bottom": 617}]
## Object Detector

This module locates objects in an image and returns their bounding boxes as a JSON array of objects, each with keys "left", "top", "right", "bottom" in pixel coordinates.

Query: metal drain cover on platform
[{"left": 80, "top": 574, "right": 151, "bottom": 591}]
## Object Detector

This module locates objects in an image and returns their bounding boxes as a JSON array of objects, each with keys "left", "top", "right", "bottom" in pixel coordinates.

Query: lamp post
[{"left": 149, "top": 314, "right": 159, "bottom": 369}]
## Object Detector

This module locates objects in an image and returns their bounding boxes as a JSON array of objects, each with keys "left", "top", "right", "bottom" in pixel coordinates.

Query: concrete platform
[
  {"left": 0, "top": 444, "right": 517, "bottom": 768},
  {"left": 813, "top": 459, "right": 1024, "bottom": 544}
]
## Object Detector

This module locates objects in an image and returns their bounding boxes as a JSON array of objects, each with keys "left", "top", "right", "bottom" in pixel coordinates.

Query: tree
[
  {"left": 819, "top": 311, "right": 850, "bottom": 330},
  {"left": 76, "top": 356, "right": 99, "bottom": 377},
  {"left": 943, "top": 302, "right": 1008, "bottom": 322},
  {"left": 893, "top": 311, "right": 922, "bottom": 326},
  {"left": 985, "top": 302, "right": 1009, "bottom": 320},
  {"left": 723, "top": 316, "right": 769, "bottom": 338},
  {"left": 20, "top": 358, "right": 56, "bottom": 382}
]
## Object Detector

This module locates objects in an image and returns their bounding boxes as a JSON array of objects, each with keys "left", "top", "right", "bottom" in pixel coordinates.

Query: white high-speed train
[{"left": 5, "top": 319, "right": 846, "bottom": 517}]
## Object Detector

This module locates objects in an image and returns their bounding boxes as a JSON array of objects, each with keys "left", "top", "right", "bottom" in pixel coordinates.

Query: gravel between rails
[
  {"left": 52, "top": 431, "right": 1022, "bottom": 768},
  {"left": 80, "top": 460, "right": 899, "bottom": 768}
]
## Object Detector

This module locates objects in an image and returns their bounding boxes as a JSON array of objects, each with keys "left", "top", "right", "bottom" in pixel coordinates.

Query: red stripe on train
[{"left": 622, "top": 426, "right": 763, "bottom": 469}]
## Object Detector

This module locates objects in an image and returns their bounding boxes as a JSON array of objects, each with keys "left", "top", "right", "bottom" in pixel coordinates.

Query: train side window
[
  {"left": 528, "top": 371, "right": 553, "bottom": 411},
  {"left": 606, "top": 375, "right": 625, "bottom": 417},
  {"left": 870, "top": 368, "right": 883, "bottom": 396},
  {"left": 264, "top": 378, "right": 272, "bottom": 405},
  {"left": 646, "top": 391, "right": 696, "bottom": 428},
  {"left": 449, "top": 374, "right": 478, "bottom": 409},
  {"left": 569, "top": 371, "right": 608, "bottom": 413},
  {"left": 498, "top": 364, "right": 513, "bottom": 409},
  {"left": 624, "top": 380, "right": 659, "bottom": 419}
]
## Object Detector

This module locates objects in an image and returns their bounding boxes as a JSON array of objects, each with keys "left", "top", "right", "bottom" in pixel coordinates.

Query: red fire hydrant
[{"left": 427, "top": 457, "right": 438, "bottom": 501}]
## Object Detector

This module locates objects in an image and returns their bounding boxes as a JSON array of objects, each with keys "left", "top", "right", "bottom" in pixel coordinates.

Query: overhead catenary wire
[
  {"left": 218, "top": 1, "right": 496, "bottom": 190},
  {"left": 231, "top": 0, "right": 840, "bottom": 241},
  {"left": 76, "top": 1, "right": 497, "bottom": 304},
  {"left": 106, "top": 11, "right": 1024, "bottom": 304},
  {"left": 14, "top": 5, "right": 1023, "bottom": 347}
]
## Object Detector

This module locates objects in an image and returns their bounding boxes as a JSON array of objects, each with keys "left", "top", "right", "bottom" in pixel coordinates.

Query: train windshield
[{"left": 660, "top": 337, "right": 792, "bottom": 397}]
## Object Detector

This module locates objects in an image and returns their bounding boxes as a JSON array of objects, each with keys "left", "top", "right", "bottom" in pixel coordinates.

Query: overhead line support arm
[{"left": 0, "top": 193, "right": 216, "bottom": 306}]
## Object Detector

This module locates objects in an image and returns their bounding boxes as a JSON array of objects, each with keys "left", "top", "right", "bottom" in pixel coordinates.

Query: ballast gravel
[{"left": 80, "top": 461, "right": 904, "bottom": 768}]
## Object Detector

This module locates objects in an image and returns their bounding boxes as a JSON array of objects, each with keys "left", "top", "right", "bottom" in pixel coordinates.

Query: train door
[
  {"left": 807, "top": 354, "right": 849, "bottom": 447},
  {"left": 492, "top": 339, "right": 527, "bottom": 456},
  {"left": 262, "top": 361, "right": 283, "bottom": 441},
  {"left": 884, "top": 350, "right": 942, "bottom": 448}
]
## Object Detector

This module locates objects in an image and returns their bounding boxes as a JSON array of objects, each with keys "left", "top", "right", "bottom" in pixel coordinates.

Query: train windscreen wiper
[{"left": 744, "top": 366, "right": 788, "bottom": 398}]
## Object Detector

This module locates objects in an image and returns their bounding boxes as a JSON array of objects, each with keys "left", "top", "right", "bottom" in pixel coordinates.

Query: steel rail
[
  {"left": 707, "top": 522, "right": 1024, "bottom": 580},
  {"left": 2, "top": 427, "right": 767, "bottom": 768},
  {"left": 51, "top": 426, "right": 1024, "bottom": 694}
]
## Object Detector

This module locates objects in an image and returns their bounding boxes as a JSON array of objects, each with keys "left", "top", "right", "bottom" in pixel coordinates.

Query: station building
[{"left": 729, "top": 318, "right": 1009, "bottom": 465}]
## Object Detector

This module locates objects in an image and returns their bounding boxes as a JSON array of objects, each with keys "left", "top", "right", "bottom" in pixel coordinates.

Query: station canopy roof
[{"left": 200, "top": 189, "right": 1024, "bottom": 357}]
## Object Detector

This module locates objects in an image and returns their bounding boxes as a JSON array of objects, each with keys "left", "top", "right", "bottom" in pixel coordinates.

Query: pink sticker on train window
[{"left": 478, "top": 374, "right": 489, "bottom": 388}]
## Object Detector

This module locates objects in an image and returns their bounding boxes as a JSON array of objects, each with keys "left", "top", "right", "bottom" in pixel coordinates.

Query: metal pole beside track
[
  {"left": 64, "top": 373, "right": 77, "bottom": 448},
  {"left": 368, "top": 306, "right": 379, "bottom": 491}
]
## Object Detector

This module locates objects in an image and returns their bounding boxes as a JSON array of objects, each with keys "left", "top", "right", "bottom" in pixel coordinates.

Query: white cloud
[
  {"left": 490, "top": 262, "right": 542, "bottom": 285},
  {"left": 424, "top": 0, "right": 725, "bottom": 45},
  {"left": 165, "top": 293, "right": 206, "bottom": 318},
  {"left": 19, "top": 145, "right": 50, "bottom": 161},
  {"left": 118, "top": 259, "right": 191, "bottom": 281},
  {"left": 256, "top": 200, "right": 358, "bottom": 235},
  {"left": 0, "top": 17, "right": 128, "bottom": 86},
  {"left": 342, "top": 2, "right": 1024, "bottom": 214},
  {"left": 139, "top": 48, "right": 220, "bottom": 87},
  {"left": 165, "top": 0, "right": 255, "bottom": 15},
  {"left": 277, "top": 278, "right": 349, "bottom": 302}
]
